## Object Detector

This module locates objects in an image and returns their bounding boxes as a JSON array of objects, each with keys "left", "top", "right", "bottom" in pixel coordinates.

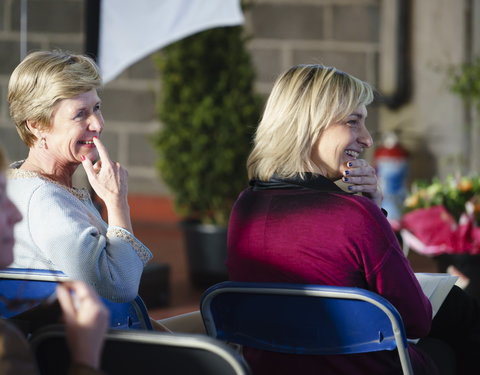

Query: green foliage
[
  {"left": 153, "top": 26, "right": 262, "bottom": 226},
  {"left": 404, "top": 176, "right": 480, "bottom": 224},
  {"left": 450, "top": 56, "right": 480, "bottom": 111}
]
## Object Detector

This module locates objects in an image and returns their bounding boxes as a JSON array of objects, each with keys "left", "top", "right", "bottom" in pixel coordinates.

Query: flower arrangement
[
  {"left": 404, "top": 176, "right": 480, "bottom": 223},
  {"left": 401, "top": 176, "right": 480, "bottom": 255}
]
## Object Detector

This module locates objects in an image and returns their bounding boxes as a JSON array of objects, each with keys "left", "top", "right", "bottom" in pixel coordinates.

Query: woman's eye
[
  {"left": 74, "top": 110, "right": 85, "bottom": 119},
  {"left": 94, "top": 104, "right": 101, "bottom": 112},
  {"left": 347, "top": 120, "right": 359, "bottom": 127}
]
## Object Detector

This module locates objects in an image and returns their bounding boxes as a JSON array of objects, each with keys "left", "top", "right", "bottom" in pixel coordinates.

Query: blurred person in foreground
[
  {"left": 0, "top": 147, "right": 109, "bottom": 374},
  {"left": 6, "top": 50, "right": 152, "bottom": 303},
  {"left": 227, "top": 64, "right": 480, "bottom": 374}
]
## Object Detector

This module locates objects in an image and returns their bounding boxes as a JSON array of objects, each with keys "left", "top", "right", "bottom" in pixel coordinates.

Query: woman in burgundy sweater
[{"left": 227, "top": 64, "right": 479, "bottom": 375}]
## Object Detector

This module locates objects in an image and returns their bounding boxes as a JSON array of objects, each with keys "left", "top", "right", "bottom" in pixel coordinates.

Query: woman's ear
[
  {"left": 26, "top": 120, "right": 42, "bottom": 138},
  {"left": 26, "top": 120, "right": 47, "bottom": 148}
]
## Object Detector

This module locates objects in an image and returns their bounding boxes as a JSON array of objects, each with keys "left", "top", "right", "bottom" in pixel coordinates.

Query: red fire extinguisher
[{"left": 374, "top": 132, "right": 409, "bottom": 231}]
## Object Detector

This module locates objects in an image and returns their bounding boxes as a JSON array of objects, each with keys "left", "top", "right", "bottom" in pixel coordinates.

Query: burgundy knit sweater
[{"left": 226, "top": 176, "right": 434, "bottom": 375}]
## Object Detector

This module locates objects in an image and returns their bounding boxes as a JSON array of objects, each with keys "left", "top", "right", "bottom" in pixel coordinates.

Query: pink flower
[{"left": 401, "top": 205, "right": 480, "bottom": 255}]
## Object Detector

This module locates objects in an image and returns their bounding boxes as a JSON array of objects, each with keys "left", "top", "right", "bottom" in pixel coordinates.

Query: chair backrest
[
  {"left": 0, "top": 268, "right": 152, "bottom": 331},
  {"left": 200, "top": 281, "right": 413, "bottom": 375},
  {"left": 0, "top": 268, "right": 67, "bottom": 319},
  {"left": 103, "top": 295, "right": 153, "bottom": 331},
  {"left": 30, "top": 325, "right": 251, "bottom": 375}
]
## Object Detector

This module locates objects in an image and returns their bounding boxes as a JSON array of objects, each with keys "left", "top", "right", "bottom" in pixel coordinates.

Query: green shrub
[
  {"left": 153, "top": 26, "right": 262, "bottom": 226},
  {"left": 450, "top": 56, "right": 480, "bottom": 111}
]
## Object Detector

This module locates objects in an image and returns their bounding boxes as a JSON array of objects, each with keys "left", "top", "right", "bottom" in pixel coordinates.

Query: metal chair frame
[
  {"left": 201, "top": 281, "right": 414, "bottom": 375},
  {"left": 0, "top": 268, "right": 152, "bottom": 331},
  {"left": 30, "top": 325, "right": 251, "bottom": 375}
]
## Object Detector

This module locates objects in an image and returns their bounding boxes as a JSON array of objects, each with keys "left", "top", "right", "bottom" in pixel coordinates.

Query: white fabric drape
[{"left": 98, "top": 0, "right": 244, "bottom": 83}]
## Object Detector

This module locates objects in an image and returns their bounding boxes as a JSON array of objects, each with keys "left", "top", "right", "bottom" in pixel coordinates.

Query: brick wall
[
  {"left": 247, "top": 0, "right": 380, "bottom": 94},
  {"left": 245, "top": 0, "right": 381, "bottom": 166},
  {"left": 0, "top": 0, "right": 382, "bottom": 198},
  {"left": 0, "top": 0, "right": 85, "bottom": 163},
  {"left": 1, "top": 0, "right": 477, "bottom": 222}
]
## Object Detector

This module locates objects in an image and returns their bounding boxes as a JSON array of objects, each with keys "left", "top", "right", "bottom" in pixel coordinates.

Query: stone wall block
[
  {"left": 250, "top": 47, "right": 283, "bottom": 83},
  {"left": 0, "top": 1, "right": 7, "bottom": 31},
  {"left": 365, "top": 104, "right": 380, "bottom": 140},
  {"left": 11, "top": 0, "right": 83, "bottom": 33},
  {"left": 332, "top": 5, "right": 379, "bottom": 42},
  {"left": 292, "top": 49, "right": 369, "bottom": 82},
  {"left": 0, "top": 0, "right": 410, "bottom": 196},
  {"left": 0, "top": 41, "right": 22, "bottom": 75},
  {"left": 0, "top": 128, "right": 28, "bottom": 162},
  {"left": 251, "top": 4, "right": 324, "bottom": 40},
  {"left": 99, "top": 130, "right": 119, "bottom": 162},
  {"left": 101, "top": 89, "right": 156, "bottom": 122},
  {"left": 128, "top": 56, "right": 159, "bottom": 80},
  {"left": 128, "top": 133, "right": 157, "bottom": 167},
  {"left": 0, "top": 83, "right": 7, "bottom": 120}
]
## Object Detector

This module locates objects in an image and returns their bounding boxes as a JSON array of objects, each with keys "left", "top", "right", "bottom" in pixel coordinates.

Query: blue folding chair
[
  {"left": 0, "top": 268, "right": 152, "bottom": 331},
  {"left": 200, "top": 281, "right": 414, "bottom": 375}
]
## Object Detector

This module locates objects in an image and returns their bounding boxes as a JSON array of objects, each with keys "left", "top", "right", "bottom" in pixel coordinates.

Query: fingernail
[
  {"left": 344, "top": 170, "right": 350, "bottom": 175},
  {"left": 347, "top": 162, "right": 353, "bottom": 167},
  {"left": 80, "top": 155, "right": 85, "bottom": 161},
  {"left": 93, "top": 136, "right": 98, "bottom": 140},
  {"left": 343, "top": 177, "right": 349, "bottom": 182},
  {"left": 347, "top": 185, "right": 353, "bottom": 191}
]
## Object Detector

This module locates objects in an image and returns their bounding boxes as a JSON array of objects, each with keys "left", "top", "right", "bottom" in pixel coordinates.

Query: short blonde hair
[
  {"left": 8, "top": 50, "right": 102, "bottom": 147},
  {"left": 247, "top": 64, "right": 374, "bottom": 181}
]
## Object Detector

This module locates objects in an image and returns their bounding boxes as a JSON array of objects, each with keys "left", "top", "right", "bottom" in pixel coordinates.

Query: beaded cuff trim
[{"left": 107, "top": 227, "right": 152, "bottom": 265}]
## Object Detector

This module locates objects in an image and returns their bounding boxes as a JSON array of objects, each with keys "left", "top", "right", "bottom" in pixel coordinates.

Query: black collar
[
  {"left": 250, "top": 173, "right": 388, "bottom": 217},
  {"left": 250, "top": 173, "right": 347, "bottom": 194}
]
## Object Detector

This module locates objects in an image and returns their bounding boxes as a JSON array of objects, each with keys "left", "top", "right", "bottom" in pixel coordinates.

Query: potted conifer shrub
[{"left": 154, "top": 25, "right": 261, "bottom": 288}]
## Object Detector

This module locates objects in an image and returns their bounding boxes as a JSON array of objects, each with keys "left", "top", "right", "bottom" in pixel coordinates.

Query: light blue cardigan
[{"left": 6, "top": 165, "right": 152, "bottom": 302}]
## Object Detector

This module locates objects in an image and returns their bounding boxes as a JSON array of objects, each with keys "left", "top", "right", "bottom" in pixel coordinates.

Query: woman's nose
[
  {"left": 88, "top": 114, "right": 104, "bottom": 133},
  {"left": 358, "top": 125, "right": 373, "bottom": 148}
]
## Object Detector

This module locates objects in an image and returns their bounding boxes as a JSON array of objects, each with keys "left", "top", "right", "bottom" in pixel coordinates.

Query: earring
[{"left": 39, "top": 137, "right": 46, "bottom": 149}]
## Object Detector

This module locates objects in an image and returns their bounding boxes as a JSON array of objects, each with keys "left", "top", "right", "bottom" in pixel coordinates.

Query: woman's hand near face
[
  {"left": 342, "top": 159, "right": 383, "bottom": 208},
  {"left": 81, "top": 137, "right": 133, "bottom": 232},
  {"left": 56, "top": 281, "right": 109, "bottom": 369}
]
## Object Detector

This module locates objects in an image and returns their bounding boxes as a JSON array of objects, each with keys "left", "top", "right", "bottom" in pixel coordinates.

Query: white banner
[{"left": 99, "top": 0, "right": 244, "bottom": 83}]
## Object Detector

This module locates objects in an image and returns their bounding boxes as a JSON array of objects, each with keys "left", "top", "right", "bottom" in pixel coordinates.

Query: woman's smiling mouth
[{"left": 345, "top": 149, "right": 360, "bottom": 158}]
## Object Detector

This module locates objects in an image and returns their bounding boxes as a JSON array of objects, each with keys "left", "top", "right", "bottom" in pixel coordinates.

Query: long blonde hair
[{"left": 247, "top": 64, "right": 374, "bottom": 181}]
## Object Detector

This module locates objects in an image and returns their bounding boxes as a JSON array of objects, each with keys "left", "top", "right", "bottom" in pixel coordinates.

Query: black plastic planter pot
[{"left": 181, "top": 220, "right": 229, "bottom": 289}]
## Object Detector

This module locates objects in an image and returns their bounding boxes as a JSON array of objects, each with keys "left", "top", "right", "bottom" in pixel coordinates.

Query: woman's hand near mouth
[
  {"left": 80, "top": 137, "right": 133, "bottom": 232},
  {"left": 341, "top": 159, "right": 383, "bottom": 208}
]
